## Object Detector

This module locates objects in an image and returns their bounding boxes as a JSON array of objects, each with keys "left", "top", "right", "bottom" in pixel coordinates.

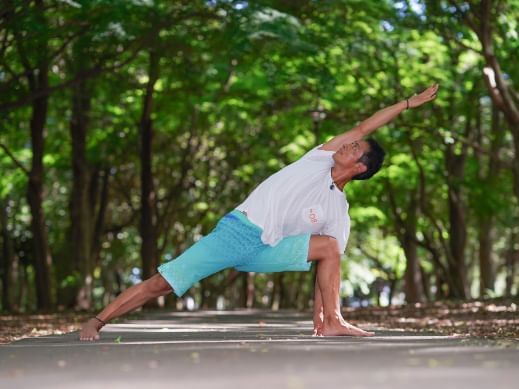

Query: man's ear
[{"left": 356, "top": 163, "right": 367, "bottom": 174}]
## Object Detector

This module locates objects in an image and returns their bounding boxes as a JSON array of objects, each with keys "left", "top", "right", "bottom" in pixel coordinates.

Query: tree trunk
[
  {"left": 471, "top": 0, "right": 519, "bottom": 209},
  {"left": 0, "top": 200, "right": 13, "bottom": 311},
  {"left": 240, "top": 272, "right": 248, "bottom": 308},
  {"left": 402, "top": 190, "right": 423, "bottom": 303},
  {"left": 445, "top": 144, "right": 469, "bottom": 299},
  {"left": 11, "top": 251, "right": 21, "bottom": 312},
  {"left": 511, "top": 133, "right": 519, "bottom": 209},
  {"left": 16, "top": 0, "right": 52, "bottom": 310},
  {"left": 273, "top": 273, "right": 286, "bottom": 310},
  {"left": 69, "top": 76, "right": 94, "bottom": 309},
  {"left": 246, "top": 272, "right": 255, "bottom": 308},
  {"left": 27, "top": 85, "right": 52, "bottom": 310},
  {"left": 478, "top": 221, "right": 494, "bottom": 295},
  {"left": 443, "top": 80, "right": 473, "bottom": 299},
  {"left": 270, "top": 273, "right": 280, "bottom": 310},
  {"left": 409, "top": 138, "right": 461, "bottom": 299},
  {"left": 420, "top": 265, "right": 430, "bottom": 301},
  {"left": 476, "top": 103, "right": 502, "bottom": 296},
  {"left": 388, "top": 278, "right": 397, "bottom": 305},
  {"left": 505, "top": 231, "right": 518, "bottom": 297},
  {"left": 386, "top": 178, "right": 424, "bottom": 303},
  {"left": 91, "top": 168, "right": 110, "bottom": 268},
  {"left": 140, "top": 49, "right": 160, "bottom": 288}
]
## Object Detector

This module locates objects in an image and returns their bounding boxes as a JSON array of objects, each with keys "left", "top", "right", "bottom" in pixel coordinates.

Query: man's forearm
[
  {"left": 357, "top": 100, "right": 407, "bottom": 137},
  {"left": 320, "top": 84, "right": 438, "bottom": 151},
  {"left": 319, "top": 99, "right": 407, "bottom": 151}
]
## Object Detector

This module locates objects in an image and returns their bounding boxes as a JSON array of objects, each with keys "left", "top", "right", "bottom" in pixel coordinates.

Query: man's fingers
[
  {"left": 426, "top": 84, "right": 439, "bottom": 95},
  {"left": 409, "top": 84, "right": 438, "bottom": 107}
]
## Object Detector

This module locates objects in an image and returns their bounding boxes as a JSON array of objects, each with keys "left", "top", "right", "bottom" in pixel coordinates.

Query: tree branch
[
  {"left": 0, "top": 142, "right": 29, "bottom": 176},
  {"left": 0, "top": 43, "right": 142, "bottom": 111},
  {"left": 358, "top": 244, "right": 396, "bottom": 278}
]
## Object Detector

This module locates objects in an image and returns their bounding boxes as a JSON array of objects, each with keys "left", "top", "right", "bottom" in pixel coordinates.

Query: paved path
[{"left": 1, "top": 310, "right": 518, "bottom": 389}]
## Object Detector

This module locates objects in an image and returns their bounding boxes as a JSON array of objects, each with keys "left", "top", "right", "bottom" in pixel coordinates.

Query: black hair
[{"left": 352, "top": 138, "right": 385, "bottom": 180}]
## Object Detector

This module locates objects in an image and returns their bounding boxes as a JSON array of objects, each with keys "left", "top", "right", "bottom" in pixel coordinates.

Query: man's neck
[{"left": 331, "top": 166, "right": 350, "bottom": 191}]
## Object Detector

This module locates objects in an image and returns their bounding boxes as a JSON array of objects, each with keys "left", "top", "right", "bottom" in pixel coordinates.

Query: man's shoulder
[
  {"left": 291, "top": 145, "right": 334, "bottom": 167},
  {"left": 303, "top": 144, "right": 335, "bottom": 159}
]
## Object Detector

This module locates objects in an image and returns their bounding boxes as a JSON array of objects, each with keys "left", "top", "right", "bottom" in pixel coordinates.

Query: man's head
[{"left": 332, "top": 138, "right": 385, "bottom": 181}]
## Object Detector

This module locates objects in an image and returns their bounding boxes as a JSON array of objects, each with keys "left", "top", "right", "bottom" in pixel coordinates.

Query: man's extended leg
[
  {"left": 79, "top": 273, "right": 172, "bottom": 341},
  {"left": 79, "top": 210, "right": 262, "bottom": 341},
  {"left": 308, "top": 235, "right": 374, "bottom": 337}
]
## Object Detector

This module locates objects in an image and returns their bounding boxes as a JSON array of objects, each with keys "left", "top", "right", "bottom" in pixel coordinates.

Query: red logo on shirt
[
  {"left": 302, "top": 205, "right": 324, "bottom": 226},
  {"left": 308, "top": 208, "right": 318, "bottom": 224}
]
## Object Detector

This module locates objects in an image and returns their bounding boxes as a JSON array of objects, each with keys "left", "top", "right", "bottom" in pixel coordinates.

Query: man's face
[{"left": 332, "top": 140, "right": 369, "bottom": 168}]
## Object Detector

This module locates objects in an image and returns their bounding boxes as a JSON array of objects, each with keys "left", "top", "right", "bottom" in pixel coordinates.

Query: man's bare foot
[
  {"left": 322, "top": 317, "right": 374, "bottom": 337},
  {"left": 79, "top": 318, "right": 103, "bottom": 341}
]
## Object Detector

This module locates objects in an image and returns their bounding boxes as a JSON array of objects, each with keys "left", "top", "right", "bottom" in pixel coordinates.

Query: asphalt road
[{"left": 1, "top": 310, "right": 518, "bottom": 389}]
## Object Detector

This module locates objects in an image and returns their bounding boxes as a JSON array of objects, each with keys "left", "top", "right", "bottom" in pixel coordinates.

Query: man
[{"left": 80, "top": 84, "right": 438, "bottom": 341}]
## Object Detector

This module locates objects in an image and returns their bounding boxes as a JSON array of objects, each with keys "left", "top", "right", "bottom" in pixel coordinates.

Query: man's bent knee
[
  {"left": 308, "top": 235, "right": 341, "bottom": 261},
  {"left": 324, "top": 236, "right": 340, "bottom": 257}
]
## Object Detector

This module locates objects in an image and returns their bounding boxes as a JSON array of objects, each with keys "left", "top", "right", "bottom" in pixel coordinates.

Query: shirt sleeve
[{"left": 321, "top": 216, "right": 350, "bottom": 254}]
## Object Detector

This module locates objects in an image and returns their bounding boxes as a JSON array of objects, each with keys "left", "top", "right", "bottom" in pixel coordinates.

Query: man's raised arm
[{"left": 320, "top": 84, "right": 439, "bottom": 151}]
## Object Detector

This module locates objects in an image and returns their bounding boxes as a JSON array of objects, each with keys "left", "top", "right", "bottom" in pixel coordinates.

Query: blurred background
[{"left": 0, "top": 0, "right": 518, "bottom": 313}]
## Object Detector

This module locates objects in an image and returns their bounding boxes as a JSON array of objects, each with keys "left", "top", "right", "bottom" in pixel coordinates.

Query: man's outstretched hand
[{"left": 408, "top": 83, "right": 439, "bottom": 108}]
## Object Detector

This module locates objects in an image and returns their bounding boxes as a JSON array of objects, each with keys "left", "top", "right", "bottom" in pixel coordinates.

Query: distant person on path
[{"left": 80, "top": 84, "right": 438, "bottom": 341}]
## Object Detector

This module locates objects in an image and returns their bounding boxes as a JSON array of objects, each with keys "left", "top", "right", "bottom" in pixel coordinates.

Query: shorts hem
[{"left": 157, "top": 264, "right": 185, "bottom": 298}]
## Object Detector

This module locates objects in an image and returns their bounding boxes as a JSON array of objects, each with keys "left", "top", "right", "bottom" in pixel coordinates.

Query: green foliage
[{"left": 1, "top": 0, "right": 518, "bottom": 311}]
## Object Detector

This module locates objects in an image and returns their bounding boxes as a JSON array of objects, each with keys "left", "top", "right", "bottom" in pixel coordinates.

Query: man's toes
[{"left": 345, "top": 325, "right": 371, "bottom": 337}]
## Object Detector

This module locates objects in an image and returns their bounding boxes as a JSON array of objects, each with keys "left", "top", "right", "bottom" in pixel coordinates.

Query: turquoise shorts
[{"left": 157, "top": 210, "right": 312, "bottom": 297}]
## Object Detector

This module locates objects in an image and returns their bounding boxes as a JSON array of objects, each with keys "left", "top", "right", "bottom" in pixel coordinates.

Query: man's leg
[
  {"left": 79, "top": 273, "right": 172, "bottom": 341},
  {"left": 313, "top": 267, "right": 346, "bottom": 335},
  {"left": 308, "top": 235, "right": 374, "bottom": 337},
  {"left": 312, "top": 273, "right": 324, "bottom": 336}
]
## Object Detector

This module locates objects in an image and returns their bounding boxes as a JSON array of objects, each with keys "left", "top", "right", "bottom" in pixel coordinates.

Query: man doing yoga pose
[{"left": 80, "top": 84, "right": 438, "bottom": 341}]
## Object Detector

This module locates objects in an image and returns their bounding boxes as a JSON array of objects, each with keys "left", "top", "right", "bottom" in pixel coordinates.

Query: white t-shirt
[{"left": 236, "top": 145, "right": 350, "bottom": 253}]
